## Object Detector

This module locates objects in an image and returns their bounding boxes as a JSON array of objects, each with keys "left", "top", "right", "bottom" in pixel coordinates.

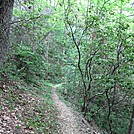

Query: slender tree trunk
[
  {"left": 0, "top": 0, "right": 14, "bottom": 66},
  {"left": 128, "top": 105, "right": 134, "bottom": 134}
]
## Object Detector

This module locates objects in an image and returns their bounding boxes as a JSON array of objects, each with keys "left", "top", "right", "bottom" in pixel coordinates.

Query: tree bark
[{"left": 0, "top": 0, "right": 14, "bottom": 66}]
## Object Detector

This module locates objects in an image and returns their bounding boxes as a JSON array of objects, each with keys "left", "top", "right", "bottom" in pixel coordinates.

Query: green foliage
[
  {"left": 0, "top": 45, "right": 45, "bottom": 84},
  {"left": 60, "top": 0, "right": 134, "bottom": 133},
  {"left": 13, "top": 45, "right": 44, "bottom": 83},
  {"left": 1, "top": 0, "right": 133, "bottom": 133}
]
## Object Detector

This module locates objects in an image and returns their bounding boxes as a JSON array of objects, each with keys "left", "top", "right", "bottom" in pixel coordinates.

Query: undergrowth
[
  {"left": 57, "top": 83, "right": 132, "bottom": 134},
  {"left": 0, "top": 78, "right": 59, "bottom": 133},
  {"left": 0, "top": 44, "right": 59, "bottom": 133}
]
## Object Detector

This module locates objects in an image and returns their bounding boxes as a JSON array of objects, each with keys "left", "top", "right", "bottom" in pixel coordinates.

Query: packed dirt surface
[{"left": 52, "top": 84, "right": 102, "bottom": 134}]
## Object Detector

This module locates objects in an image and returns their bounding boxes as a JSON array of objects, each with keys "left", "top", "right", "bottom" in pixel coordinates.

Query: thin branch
[
  {"left": 89, "top": 91, "right": 106, "bottom": 102},
  {"left": 128, "top": 104, "right": 134, "bottom": 134},
  {"left": 10, "top": 16, "right": 41, "bottom": 25},
  {"left": 85, "top": 48, "right": 99, "bottom": 79},
  {"left": 106, "top": 91, "right": 112, "bottom": 134},
  {"left": 92, "top": 105, "right": 107, "bottom": 117},
  {"left": 38, "top": 29, "right": 52, "bottom": 44}
]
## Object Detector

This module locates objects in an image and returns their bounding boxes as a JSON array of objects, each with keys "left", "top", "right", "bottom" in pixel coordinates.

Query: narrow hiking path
[{"left": 52, "top": 84, "right": 101, "bottom": 134}]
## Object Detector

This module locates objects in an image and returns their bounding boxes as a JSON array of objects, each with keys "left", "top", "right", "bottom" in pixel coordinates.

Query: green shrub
[
  {"left": 13, "top": 45, "right": 45, "bottom": 83},
  {"left": 0, "top": 44, "right": 46, "bottom": 84}
]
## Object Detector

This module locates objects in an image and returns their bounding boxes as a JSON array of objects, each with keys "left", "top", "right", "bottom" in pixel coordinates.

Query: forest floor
[
  {"left": 0, "top": 80, "right": 58, "bottom": 134},
  {"left": 52, "top": 84, "right": 102, "bottom": 134},
  {"left": 0, "top": 79, "right": 102, "bottom": 134}
]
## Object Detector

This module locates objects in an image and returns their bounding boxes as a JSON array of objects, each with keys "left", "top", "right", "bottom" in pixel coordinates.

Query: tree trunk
[
  {"left": 0, "top": 0, "right": 14, "bottom": 66},
  {"left": 128, "top": 104, "right": 134, "bottom": 134}
]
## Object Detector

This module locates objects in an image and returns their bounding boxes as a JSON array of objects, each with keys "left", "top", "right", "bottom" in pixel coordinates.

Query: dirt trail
[{"left": 52, "top": 84, "right": 101, "bottom": 134}]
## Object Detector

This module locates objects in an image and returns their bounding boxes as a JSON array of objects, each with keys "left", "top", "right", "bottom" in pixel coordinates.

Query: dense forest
[{"left": 0, "top": 0, "right": 134, "bottom": 134}]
